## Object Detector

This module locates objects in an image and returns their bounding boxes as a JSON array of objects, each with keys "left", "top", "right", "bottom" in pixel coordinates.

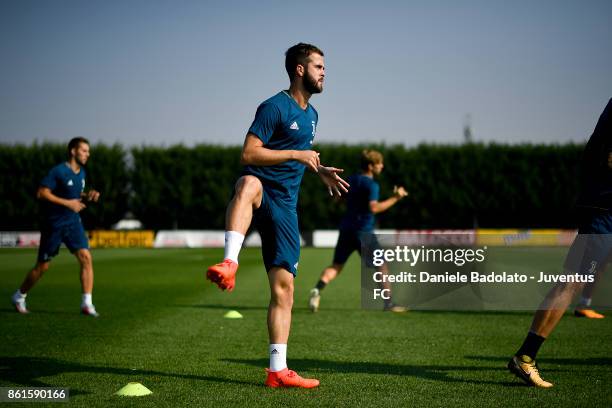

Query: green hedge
[
  {"left": 0, "top": 143, "right": 129, "bottom": 230},
  {"left": 298, "top": 143, "right": 583, "bottom": 230},
  {"left": 131, "top": 145, "right": 242, "bottom": 230},
  {"left": 0, "top": 142, "right": 584, "bottom": 231}
]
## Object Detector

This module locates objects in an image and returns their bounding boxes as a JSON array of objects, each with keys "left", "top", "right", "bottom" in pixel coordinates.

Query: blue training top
[
  {"left": 339, "top": 173, "right": 380, "bottom": 232},
  {"left": 577, "top": 98, "right": 612, "bottom": 211},
  {"left": 243, "top": 91, "right": 318, "bottom": 208},
  {"left": 40, "top": 163, "right": 86, "bottom": 227}
]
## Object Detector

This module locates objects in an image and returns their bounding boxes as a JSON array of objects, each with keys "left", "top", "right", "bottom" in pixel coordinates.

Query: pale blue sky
[{"left": 1, "top": 0, "right": 611, "bottom": 147}]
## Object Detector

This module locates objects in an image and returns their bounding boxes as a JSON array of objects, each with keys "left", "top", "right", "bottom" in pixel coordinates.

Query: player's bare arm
[
  {"left": 369, "top": 185, "right": 408, "bottom": 214},
  {"left": 37, "top": 186, "right": 86, "bottom": 213},
  {"left": 317, "top": 165, "right": 350, "bottom": 197},
  {"left": 241, "top": 133, "right": 321, "bottom": 172}
]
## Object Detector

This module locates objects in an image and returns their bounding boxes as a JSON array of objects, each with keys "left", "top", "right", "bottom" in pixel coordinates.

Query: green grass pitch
[{"left": 1, "top": 248, "right": 610, "bottom": 407}]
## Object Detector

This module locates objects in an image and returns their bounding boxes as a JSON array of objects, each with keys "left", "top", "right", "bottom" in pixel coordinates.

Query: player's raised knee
[{"left": 235, "top": 175, "right": 263, "bottom": 201}]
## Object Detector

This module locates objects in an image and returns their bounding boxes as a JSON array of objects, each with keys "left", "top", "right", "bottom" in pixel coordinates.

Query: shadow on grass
[
  {"left": 180, "top": 303, "right": 268, "bottom": 311},
  {"left": 413, "top": 310, "right": 535, "bottom": 316},
  {"left": 174, "top": 304, "right": 556, "bottom": 316},
  {"left": 466, "top": 355, "right": 612, "bottom": 367},
  {"left": 0, "top": 356, "right": 257, "bottom": 391},
  {"left": 178, "top": 304, "right": 358, "bottom": 312},
  {"left": 0, "top": 308, "right": 76, "bottom": 316},
  {"left": 222, "top": 357, "right": 532, "bottom": 386}
]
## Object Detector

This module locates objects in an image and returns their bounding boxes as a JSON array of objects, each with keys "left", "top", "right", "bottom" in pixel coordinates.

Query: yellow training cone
[
  {"left": 224, "top": 310, "right": 243, "bottom": 319},
  {"left": 114, "top": 382, "right": 152, "bottom": 397}
]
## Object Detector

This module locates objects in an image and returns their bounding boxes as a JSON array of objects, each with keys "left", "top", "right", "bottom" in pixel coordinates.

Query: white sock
[
  {"left": 13, "top": 290, "right": 26, "bottom": 299},
  {"left": 269, "top": 344, "right": 287, "bottom": 372},
  {"left": 580, "top": 296, "right": 592, "bottom": 307},
  {"left": 82, "top": 293, "right": 93, "bottom": 307},
  {"left": 224, "top": 231, "right": 244, "bottom": 264}
]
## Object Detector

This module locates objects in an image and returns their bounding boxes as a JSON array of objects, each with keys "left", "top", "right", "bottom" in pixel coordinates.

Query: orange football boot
[
  {"left": 206, "top": 259, "right": 238, "bottom": 292},
  {"left": 574, "top": 307, "right": 605, "bottom": 319},
  {"left": 264, "top": 368, "right": 319, "bottom": 388}
]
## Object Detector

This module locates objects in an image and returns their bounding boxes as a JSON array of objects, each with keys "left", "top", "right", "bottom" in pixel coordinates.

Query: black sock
[
  {"left": 315, "top": 280, "right": 327, "bottom": 291},
  {"left": 516, "top": 332, "right": 546, "bottom": 360}
]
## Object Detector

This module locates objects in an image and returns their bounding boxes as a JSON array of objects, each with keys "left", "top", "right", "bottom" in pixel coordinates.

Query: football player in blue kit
[
  {"left": 206, "top": 43, "right": 349, "bottom": 388},
  {"left": 508, "top": 98, "right": 612, "bottom": 388},
  {"left": 11, "top": 137, "right": 101, "bottom": 317},
  {"left": 308, "top": 149, "right": 409, "bottom": 312}
]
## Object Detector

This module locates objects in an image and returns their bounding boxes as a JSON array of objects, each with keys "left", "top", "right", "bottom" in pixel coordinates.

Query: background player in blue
[
  {"left": 205, "top": 43, "right": 349, "bottom": 388},
  {"left": 308, "top": 149, "right": 408, "bottom": 312},
  {"left": 11, "top": 137, "right": 101, "bottom": 317},
  {"left": 508, "top": 98, "right": 612, "bottom": 388}
]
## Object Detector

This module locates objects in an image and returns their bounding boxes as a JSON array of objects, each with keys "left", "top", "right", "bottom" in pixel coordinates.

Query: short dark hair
[
  {"left": 67, "top": 137, "right": 89, "bottom": 158},
  {"left": 285, "top": 43, "right": 324, "bottom": 80}
]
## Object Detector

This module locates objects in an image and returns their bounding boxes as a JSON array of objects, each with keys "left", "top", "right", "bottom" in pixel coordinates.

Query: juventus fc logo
[{"left": 587, "top": 261, "right": 597, "bottom": 275}]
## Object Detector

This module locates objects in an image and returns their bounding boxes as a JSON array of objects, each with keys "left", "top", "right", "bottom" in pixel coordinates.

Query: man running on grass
[
  {"left": 308, "top": 149, "right": 409, "bottom": 312},
  {"left": 11, "top": 137, "right": 100, "bottom": 317},
  {"left": 508, "top": 98, "right": 612, "bottom": 387}
]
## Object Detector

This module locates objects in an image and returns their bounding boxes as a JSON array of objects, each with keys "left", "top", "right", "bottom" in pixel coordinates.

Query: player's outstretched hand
[
  {"left": 83, "top": 190, "right": 101, "bottom": 202},
  {"left": 66, "top": 199, "right": 86, "bottom": 213},
  {"left": 318, "top": 166, "right": 350, "bottom": 197},
  {"left": 393, "top": 185, "right": 409, "bottom": 199},
  {"left": 294, "top": 150, "right": 321, "bottom": 172}
]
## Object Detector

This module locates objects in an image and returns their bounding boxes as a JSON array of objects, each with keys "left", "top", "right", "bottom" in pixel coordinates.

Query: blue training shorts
[
  {"left": 564, "top": 210, "right": 612, "bottom": 275},
  {"left": 333, "top": 229, "right": 380, "bottom": 268},
  {"left": 37, "top": 220, "right": 89, "bottom": 262},
  {"left": 254, "top": 188, "right": 300, "bottom": 276}
]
